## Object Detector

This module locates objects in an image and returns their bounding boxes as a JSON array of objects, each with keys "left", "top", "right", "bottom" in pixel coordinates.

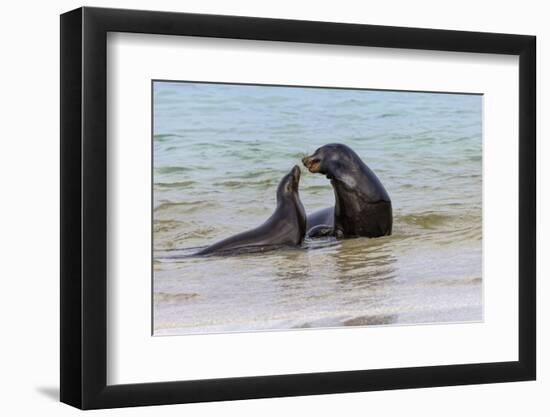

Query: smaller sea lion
[{"left": 196, "top": 165, "right": 306, "bottom": 255}]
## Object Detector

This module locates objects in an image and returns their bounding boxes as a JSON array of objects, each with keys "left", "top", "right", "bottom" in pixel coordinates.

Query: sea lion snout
[
  {"left": 287, "top": 165, "right": 302, "bottom": 191},
  {"left": 291, "top": 164, "right": 301, "bottom": 180},
  {"left": 302, "top": 154, "right": 322, "bottom": 173}
]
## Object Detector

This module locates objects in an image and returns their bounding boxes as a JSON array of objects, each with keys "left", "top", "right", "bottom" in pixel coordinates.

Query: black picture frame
[{"left": 60, "top": 6, "right": 536, "bottom": 410}]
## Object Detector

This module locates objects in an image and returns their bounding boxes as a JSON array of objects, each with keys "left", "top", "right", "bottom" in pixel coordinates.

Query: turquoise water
[{"left": 153, "top": 81, "right": 482, "bottom": 335}]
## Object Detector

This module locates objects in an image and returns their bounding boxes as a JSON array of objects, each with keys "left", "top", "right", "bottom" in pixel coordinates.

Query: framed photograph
[{"left": 60, "top": 6, "right": 536, "bottom": 409}]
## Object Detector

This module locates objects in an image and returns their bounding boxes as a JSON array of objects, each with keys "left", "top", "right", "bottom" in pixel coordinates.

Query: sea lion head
[
  {"left": 302, "top": 143, "right": 391, "bottom": 203},
  {"left": 276, "top": 165, "right": 307, "bottom": 238},
  {"left": 276, "top": 165, "right": 301, "bottom": 200},
  {"left": 302, "top": 143, "right": 359, "bottom": 183}
]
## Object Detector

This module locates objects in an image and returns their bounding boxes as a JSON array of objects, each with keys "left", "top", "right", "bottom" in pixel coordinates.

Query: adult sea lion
[
  {"left": 196, "top": 165, "right": 306, "bottom": 255},
  {"left": 302, "top": 143, "right": 392, "bottom": 238}
]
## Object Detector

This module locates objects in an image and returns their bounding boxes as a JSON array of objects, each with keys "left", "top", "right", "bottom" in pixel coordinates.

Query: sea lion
[
  {"left": 302, "top": 143, "right": 392, "bottom": 238},
  {"left": 305, "top": 207, "right": 335, "bottom": 238},
  {"left": 196, "top": 165, "right": 306, "bottom": 255}
]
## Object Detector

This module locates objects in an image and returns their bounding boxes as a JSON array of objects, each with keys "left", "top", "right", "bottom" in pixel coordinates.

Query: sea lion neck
[
  {"left": 276, "top": 186, "right": 300, "bottom": 211},
  {"left": 329, "top": 162, "right": 390, "bottom": 203}
]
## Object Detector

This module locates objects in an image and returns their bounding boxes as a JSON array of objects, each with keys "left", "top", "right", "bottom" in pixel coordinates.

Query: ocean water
[{"left": 152, "top": 81, "right": 482, "bottom": 335}]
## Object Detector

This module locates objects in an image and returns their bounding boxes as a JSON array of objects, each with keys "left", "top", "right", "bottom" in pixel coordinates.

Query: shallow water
[{"left": 152, "top": 81, "right": 482, "bottom": 335}]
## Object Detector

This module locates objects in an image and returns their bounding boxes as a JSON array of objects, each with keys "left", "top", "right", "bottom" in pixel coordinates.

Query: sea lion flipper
[{"left": 306, "top": 224, "right": 334, "bottom": 239}]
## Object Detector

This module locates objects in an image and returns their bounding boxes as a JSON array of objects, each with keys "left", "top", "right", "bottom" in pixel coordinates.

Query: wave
[
  {"left": 154, "top": 180, "right": 197, "bottom": 189},
  {"left": 154, "top": 292, "right": 199, "bottom": 303},
  {"left": 395, "top": 211, "right": 482, "bottom": 244},
  {"left": 212, "top": 178, "right": 279, "bottom": 189},
  {"left": 154, "top": 219, "right": 183, "bottom": 233},
  {"left": 154, "top": 200, "right": 214, "bottom": 213},
  {"left": 397, "top": 211, "right": 456, "bottom": 229},
  {"left": 153, "top": 133, "right": 181, "bottom": 142},
  {"left": 428, "top": 277, "right": 482, "bottom": 287},
  {"left": 378, "top": 112, "right": 401, "bottom": 119},
  {"left": 301, "top": 184, "right": 331, "bottom": 194},
  {"left": 156, "top": 166, "right": 192, "bottom": 174}
]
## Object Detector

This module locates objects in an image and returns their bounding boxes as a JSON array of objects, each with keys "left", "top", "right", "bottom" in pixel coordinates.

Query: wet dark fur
[
  {"left": 303, "top": 144, "right": 392, "bottom": 238},
  {"left": 196, "top": 165, "right": 306, "bottom": 255}
]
